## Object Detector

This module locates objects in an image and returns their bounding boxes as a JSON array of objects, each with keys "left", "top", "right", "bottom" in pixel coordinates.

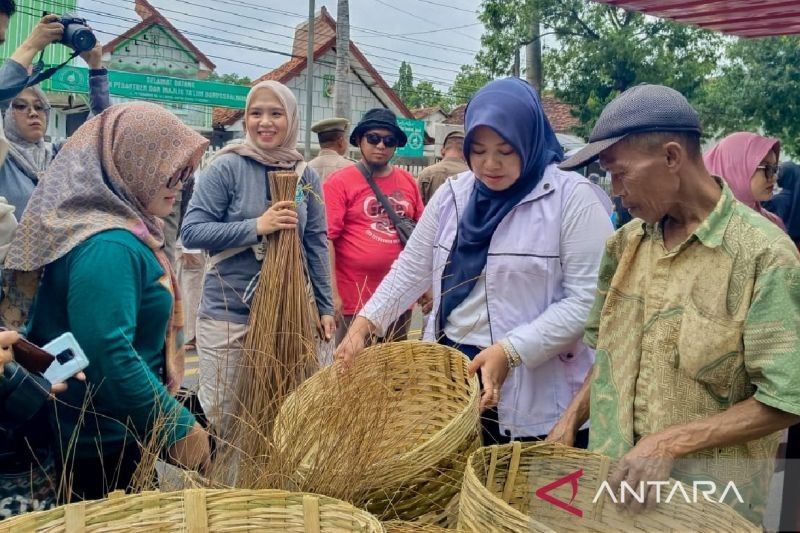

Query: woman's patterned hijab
[{"left": 5, "top": 102, "right": 208, "bottom": 392}]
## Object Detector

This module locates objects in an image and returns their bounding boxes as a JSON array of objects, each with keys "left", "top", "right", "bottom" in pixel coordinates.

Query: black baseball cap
[{"left": 559, "top": 84, "right": 702, "bottom": 170}]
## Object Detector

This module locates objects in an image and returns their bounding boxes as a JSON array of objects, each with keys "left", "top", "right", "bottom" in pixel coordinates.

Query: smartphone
[{"left": 42, "top": 332, "right": 89, "bottom": 384}]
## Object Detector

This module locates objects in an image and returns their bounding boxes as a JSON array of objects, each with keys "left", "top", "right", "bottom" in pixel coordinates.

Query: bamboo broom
[{"left": 233, "top": 170, "right": 319, "bottom": 488}]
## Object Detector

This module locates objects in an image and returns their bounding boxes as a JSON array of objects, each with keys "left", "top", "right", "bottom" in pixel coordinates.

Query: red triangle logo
[{"left": 534, "top": 469, "right": 584, "bottom": 517}]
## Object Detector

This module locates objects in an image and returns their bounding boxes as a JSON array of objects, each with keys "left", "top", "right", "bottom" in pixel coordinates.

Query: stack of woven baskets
[{"left": 0, "top": 342, "right": 761, "bottom": 532}]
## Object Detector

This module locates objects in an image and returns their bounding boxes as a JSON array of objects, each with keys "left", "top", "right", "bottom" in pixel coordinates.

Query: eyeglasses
[
  {"left": 364, "top": 132, "right": 399, "bottom": 148},
  {"left": 11, "top": 101, "right": 48, "bottom": 115},
  {"left": 167, "top": 166, "right": 193, "bottom": 189},
  {"left": 756, "top": 164, "right": 779, "bottom": 181}
]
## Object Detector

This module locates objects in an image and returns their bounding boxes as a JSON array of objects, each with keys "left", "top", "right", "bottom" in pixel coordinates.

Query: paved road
[{"left": 182, "top": 348, "right": 199, "bottom": 392}]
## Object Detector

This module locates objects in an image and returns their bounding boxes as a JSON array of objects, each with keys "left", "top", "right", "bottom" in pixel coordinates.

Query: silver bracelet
[{"left": 500, "top": 339, "right": 522, "bottom": 369}]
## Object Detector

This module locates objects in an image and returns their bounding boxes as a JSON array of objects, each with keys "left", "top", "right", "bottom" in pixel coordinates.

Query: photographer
[{"left": 0, "top": 14, "right": 109, "bottom": 217}]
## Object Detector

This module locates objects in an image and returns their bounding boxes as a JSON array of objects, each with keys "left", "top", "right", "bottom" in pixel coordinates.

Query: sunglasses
[
  {"left": 364, "top": 132, "right": 399, "bottom": 148},
  {"left": 756, "top": 164, "right": 779, "bottom": 181},
  {"left": 167, "top": 166, "right": 194, "bottom": 189}
]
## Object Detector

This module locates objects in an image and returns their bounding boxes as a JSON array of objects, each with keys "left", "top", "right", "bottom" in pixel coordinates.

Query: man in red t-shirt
[{"left": 324, "top": 108, "right": 424, "bottom": 345}]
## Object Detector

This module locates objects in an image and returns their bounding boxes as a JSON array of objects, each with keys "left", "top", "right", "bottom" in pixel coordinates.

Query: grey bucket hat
[{"left": 559, "top": 84, "right": 702, "bottom": 170}]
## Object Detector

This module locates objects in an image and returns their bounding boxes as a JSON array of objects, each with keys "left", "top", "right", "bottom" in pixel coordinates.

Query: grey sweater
[
  {"left": 0, "top": 59, "right": 111, "bottom": 217},
  {"left": 181, "top": 153, "right": 334, "bottom": 324}
]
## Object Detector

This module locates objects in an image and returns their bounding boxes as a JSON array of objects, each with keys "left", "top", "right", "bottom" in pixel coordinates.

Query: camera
[{"left": 51, "top": 13, "right": 97, "bottom": 53}]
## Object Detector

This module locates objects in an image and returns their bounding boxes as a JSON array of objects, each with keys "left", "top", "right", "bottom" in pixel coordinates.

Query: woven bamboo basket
[
  {"left": 458, "top": 442, "right": 761, "bottom": 533},
  {"left": 0, "top": 489, "right": 384, "bottom": 532},
  {"left": 274, "top": 340, "right": 480, "bottom": 523},
  {"left": 382, "top": 521, "right": 453, "bottom": 532}
]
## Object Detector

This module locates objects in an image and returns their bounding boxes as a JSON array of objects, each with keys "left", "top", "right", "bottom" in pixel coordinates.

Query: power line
[
  {"left": 352, "top": 22, "right": 482, "bottom": 38},
  {"left": 371, "top": 0, "right": 480, "bottom": 42},
  {"left": 36, "top": 0, "right": 469, "bottom": 89},
  {"left": 167, "top": 0, "right": 479, "bottom": 55},
  {"left": 90, "top": 0, "right": 477, "bottom": 68},
  {"left": 17, "top": 2, "right": 487, "bottom": 99},
  {"left": 84, "top": 9, "right": 467, "bottom": 88},
  {"left": 169, "top": 0, "right": 481, "bottom": 54},
  {"left": 409, "top": 0, "right": 479, "bottom": 13},
  {"left": 42, "top": 0, "right": 475, "bottom": 84}
]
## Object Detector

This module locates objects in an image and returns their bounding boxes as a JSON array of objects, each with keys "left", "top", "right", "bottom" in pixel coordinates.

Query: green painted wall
[
  {"left": 0, "top": 0, "right": 77, "bottom": 65},
  {"left": 108, "top": 24, "right": 200, "bottom": 78}
]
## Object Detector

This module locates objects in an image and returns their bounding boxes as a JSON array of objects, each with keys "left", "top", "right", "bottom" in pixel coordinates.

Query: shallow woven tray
[
  {"left": 274, "top": 340, "right": 480, "bottom": 522},
  {"left": 458, "top": 442, "right": 760, "bottom": 533},
  {"left": 0, "top": 488, "right": 384, "bottom": 532}
]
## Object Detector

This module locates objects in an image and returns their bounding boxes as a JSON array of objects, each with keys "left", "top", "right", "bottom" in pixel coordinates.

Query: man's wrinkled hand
[
  {"left": 608, "top": 433, "right": 676, "bottom": 514},
  {"left": 545, "top": 414, "right": 578, "bottom": 447}
]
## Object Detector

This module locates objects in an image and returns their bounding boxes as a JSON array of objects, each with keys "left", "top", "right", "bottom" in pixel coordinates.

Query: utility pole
[
  {"left": 512, "top": 48, "right": 520, "bottom": 77},
  {"left": 304, "top": 0, "right": 315, "bottom": 158},
  {"left": 334, "top": 0, "right": 351, "bottom": 123},
  {"left": 526, "top": 13, "right": 543, "bottom": 91}
]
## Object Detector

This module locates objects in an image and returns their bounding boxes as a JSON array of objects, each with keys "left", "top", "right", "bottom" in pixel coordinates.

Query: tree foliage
[
  {"left": 477, "top": 0, "right": 721, "bottom": 137},
  {"left": 541, "top": 2, "right": 720, "bottom": 137},
  {"left": 392, "top": 61, "right": 452, "bottom": 111},
  {"left": 449, "top": 64, "right": 493, "bottom": 105},
  {"left": 207, "top": 71, "right": 252, "bottom": 85},
  {"left": 392, "top": 61, "right": 415, "bottom": 105},
  {"left": 477, "top": 0, "right": 533, "bottom": 77},
  {"left": 697, "top": 36, "right": 800, "bottom": 157}
]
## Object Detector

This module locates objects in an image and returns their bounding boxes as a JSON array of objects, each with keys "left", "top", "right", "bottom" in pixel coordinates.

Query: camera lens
[
  {"left": 60, "top": 16, "right": 97, "bottom": 53},
  {"left": 68, "top": 28, "right": 96, "bottom": 53},
  {"left": 56, "top": 348, "right": 75, "bottom": 365}
]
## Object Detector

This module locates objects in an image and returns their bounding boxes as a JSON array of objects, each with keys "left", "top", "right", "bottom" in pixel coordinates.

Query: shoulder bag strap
[{"left": 355, "top": 162, "right": 406, "bottom": 230}]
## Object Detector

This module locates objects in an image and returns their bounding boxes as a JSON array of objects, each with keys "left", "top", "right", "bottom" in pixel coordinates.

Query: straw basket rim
[
  {"left": 0, "top": 488, "right": 385, "bottom": 532},
  {"left": 276, "top": 340, "right": 480, "bottom": 467}
]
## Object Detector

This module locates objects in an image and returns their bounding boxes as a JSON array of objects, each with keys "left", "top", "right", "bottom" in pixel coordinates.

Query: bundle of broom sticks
[{"left": 232, "top": 170, "right": 320, "bottom": 488}]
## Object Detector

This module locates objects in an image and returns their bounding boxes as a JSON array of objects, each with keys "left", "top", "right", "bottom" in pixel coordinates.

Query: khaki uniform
[
  {"left": 417, "top": 157, "right": 469, "bottom": 205},
  {"left": 309, "top": 117, "right": 352, "bottom": 182},
  {"left": 308, "top": 149, "right": 354, "bottom": 182}
]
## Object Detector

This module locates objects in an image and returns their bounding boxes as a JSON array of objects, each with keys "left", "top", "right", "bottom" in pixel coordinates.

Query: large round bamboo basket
[
  {"left": 274, "top": 340, "right": 480, "bottom": 523},
  {"left": 0, "top": 489, "right": 384, "bottom": 532},
  {"left": 459, "top": 442, "right": 760, "bottom": 533}
]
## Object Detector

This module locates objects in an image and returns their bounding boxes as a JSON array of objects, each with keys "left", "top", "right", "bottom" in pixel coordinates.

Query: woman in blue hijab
[{"left": 337, "top": 78, "right": 613, "bottom": 444}]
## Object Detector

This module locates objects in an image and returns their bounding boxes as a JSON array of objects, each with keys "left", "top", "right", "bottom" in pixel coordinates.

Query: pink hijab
[{"left": 703, "top": 132, "right": 785, "bottom": 229}]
